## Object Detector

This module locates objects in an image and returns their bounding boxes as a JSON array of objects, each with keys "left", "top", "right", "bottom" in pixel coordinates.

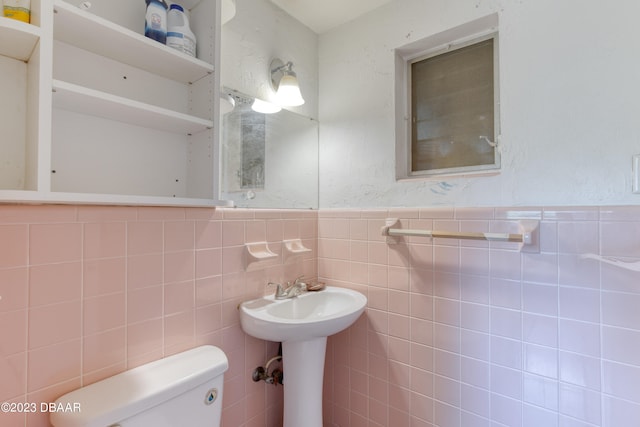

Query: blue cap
[{"left": 169, "top": 3, "right": 184, "bottom": 11}]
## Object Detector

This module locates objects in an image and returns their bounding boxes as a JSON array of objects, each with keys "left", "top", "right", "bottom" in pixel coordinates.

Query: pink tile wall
[
  {"left": 3, "top": 204, "right": 640, "bottom": 427},
  {"left": 0, "top": 205, "right": 317, "bottom": 427},
  {"left": 319, "top": 206, "right": 640, "bottom": 427}
]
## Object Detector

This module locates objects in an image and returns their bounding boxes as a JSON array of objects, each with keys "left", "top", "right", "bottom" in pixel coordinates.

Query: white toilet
[{"left": 50, "top": 345, "right": 228, "bottom": 427}]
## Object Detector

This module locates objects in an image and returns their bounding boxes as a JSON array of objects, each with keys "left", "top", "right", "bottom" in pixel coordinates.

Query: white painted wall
[{"left": 318, "top": 0, "right": 640, "bottom": 208}]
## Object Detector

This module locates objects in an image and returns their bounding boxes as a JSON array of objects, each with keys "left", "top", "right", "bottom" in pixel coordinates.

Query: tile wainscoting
[
  {"left": 1, "top": 205, "right": 639, "bottom": 426},
  {"left": 319, "top": 206, "right": 640, "bottom": 427},
  {"left": 0, "top": 205, "right": 316, "bottom": 427}
]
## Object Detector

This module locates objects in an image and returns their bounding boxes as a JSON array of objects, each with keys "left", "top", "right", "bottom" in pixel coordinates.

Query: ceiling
[{"left": 270, "top": 0, "right": 395, "bottom": 34}]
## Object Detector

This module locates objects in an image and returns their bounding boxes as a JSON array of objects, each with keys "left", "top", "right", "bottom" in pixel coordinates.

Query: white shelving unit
[
  {"left": 0, "top": 0, "right": 228, "bottom": 207},
  {"left": 52, "top": 1, "right": 213, "bottom": 84}
]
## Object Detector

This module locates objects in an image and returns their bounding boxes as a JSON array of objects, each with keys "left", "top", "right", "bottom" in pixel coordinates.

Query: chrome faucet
[{"left": 268, "top": 276, "right": 307, "bottom": 299}]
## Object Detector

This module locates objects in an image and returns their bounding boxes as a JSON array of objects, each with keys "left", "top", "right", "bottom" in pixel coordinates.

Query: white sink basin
[{"left": 239, "top": 286, "right": 367, "bottom": 342}]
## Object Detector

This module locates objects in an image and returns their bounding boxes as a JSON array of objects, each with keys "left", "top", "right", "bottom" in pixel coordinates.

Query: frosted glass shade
[
  {"left": 275, "top": 74, "right": 305, "bottom": 106},
  {"left": 252, "top": 98, "right": 281, "bottom": 114},
  {"left": 221, "top": 0, "right": 236, "bottom": 24}
]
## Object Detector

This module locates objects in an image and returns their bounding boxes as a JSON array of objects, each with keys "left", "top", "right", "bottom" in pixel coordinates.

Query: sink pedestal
[
  {"left": 238, "top": 286, "right": 367, "bottom": 427},
  {"left": 282, "top": 337, "right": 327, "bottom": 427}
]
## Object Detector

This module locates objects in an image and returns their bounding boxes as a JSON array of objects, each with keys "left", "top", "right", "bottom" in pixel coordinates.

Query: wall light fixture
[{"left": 270, "top": 58, "right": 305, "bottom": 107}]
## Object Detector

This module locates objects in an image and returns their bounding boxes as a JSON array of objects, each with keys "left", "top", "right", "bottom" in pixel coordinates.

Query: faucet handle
[
  {"left": 267, "top": 282, "right": 286, "bottom": 297},
  {"left": 291, "top": 276, "right": 307, "bottom": 293}
]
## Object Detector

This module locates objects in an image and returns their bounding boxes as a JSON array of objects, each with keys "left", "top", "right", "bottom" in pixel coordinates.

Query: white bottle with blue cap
[
  {"left": 167, "top": 3, "right": 197, "bottom": 57},
  {"left": 145, "top": 0, "right": 168, "bottom": 44}
]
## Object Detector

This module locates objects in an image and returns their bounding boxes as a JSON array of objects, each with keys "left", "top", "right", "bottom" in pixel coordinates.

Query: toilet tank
[{"left": 50, "top": 345, "right": 228, "bottom": 427}]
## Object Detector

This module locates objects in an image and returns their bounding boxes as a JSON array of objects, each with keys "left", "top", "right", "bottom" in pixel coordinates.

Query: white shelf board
[
  {"left": 0, "top": 189, "right": 233, "bottom": 207},
  {"left": 52, "top": 0, "right": 213, "bottom": 83},
  {"left": 52, "top": 80, "right": 214, "bottom": 135},
  {"left": 0, "top": 17, "right": 40, "bottom": 61}
]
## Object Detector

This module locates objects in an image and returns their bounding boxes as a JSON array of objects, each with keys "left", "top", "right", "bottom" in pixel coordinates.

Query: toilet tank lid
[{"left": 50, "top": 345, "right": 228, "bottom": 427}]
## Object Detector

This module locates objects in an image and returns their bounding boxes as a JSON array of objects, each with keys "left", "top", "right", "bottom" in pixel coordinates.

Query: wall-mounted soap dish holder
[
  {"left": 245, "top": 242, "right": 278, "bottom": 271},
  {"left": 283, "top": 238, "right": 312, "bottom": 263}
]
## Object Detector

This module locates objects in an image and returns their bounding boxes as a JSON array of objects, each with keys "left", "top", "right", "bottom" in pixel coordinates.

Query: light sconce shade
[
  {"left": 219, "top": 92, "right": 235, "bottom": 115},
  {"left": 221, "top": 0, "right": 236, "bottom": 25},
  {"left": 270, "top": 58, "right": 305, "bottom": 107},
  {"left": 251, "top": 98, "right": 281, "bottom": 114}
]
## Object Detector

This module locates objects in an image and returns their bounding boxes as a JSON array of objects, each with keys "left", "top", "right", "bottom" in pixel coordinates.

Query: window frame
[{"left": 395, "top": 15, "right": 501, "bottom": 180}]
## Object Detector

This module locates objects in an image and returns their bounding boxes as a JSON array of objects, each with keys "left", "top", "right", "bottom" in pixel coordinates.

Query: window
[{"left": 395, "top": 15, "right": 500, "bottom": 178}]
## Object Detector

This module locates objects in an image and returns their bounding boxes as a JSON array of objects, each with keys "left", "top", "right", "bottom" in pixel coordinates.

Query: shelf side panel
[
  {"left": 187, "top": 129, "right": 215, "bottom": 199},
  {"left": 190, "top": 0, "right": 221, "bottom": 200},
  {"left": 0, "top": 55, "right": 27, "bottom": 190}
]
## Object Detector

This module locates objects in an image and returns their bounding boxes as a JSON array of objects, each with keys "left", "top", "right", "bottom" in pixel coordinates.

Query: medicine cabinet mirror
[{"left": 219, "top": 88, "right": 319, "bottom": 209}]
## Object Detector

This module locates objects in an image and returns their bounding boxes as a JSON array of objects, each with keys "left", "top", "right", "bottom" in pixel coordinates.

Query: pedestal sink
[{"left": 239, "top": 286, "right": 367, "bottom": 427}]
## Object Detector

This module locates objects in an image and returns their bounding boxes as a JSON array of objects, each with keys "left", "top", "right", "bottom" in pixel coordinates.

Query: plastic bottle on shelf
[
  {"left": 3, "top": 0, "right": 31, "bottom": 23},
  {"left": 144, "top": 0, "right": 168, "bottom": 44},
  {"left": 166, "top": 3, "right": 196, "bottom": 57}
]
